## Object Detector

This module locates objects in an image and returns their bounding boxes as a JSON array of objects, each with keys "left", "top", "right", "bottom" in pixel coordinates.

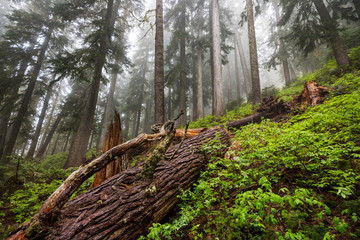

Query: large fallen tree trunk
[{"left": 8, "top": 128, "right": 231, "bottom": 240}]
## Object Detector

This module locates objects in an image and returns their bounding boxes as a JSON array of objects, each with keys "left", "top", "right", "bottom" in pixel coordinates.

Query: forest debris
[
  {"left": 15, "top": 128, "right": 230, "bottom": 240},
  {"left": 292, "top": 80, "right": 333, "bottom": 106}
]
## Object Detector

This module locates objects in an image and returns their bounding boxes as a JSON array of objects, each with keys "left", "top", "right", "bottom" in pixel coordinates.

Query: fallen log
[{"left": 9, "top": 128, "right": 230, "bottom": 240}]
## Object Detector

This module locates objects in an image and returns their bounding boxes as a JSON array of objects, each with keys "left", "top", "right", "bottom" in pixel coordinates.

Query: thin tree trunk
[
  {"left": 312, "top": 0, "right": 351, "bottom": 67},
  {"left": 154, "top": 0, "right": 165, "bottom": 124},
  {"left": 124, "top": 113, "right": 130, "bottom": 140},
  {"left": 192, "top": 43, "right": 198, "bottom": 121},
  {"left": 97, "top": 72, "right": 118, "bottom": 152},
  {"left": 179, "top": 3, "right": 187, "bottom": 126},
  {"left": 88, "top": 132, "right": 94, "bottom": 149},
  {"left": 131, "top": 111, "right": 137, "bottom": 138},
  {"left": 289, "top": 62, "right": 297, "bottom": 81},
  {"left": 40, "top": 90, "right": 59, "bottom": 147},
  {"left": 196, "top": 42, "right": 204, "bottom": 119},
  {"left": 3, "top": 25, "right": 54, "bottom": 158},
  {"left": 211, "top": 0, "right": 225, "bottom": 116},
  {"left": 65, "top": 0, "right": 115, "bottom": 168},
  {"left": 273, "top": 1, "right": 291, "bottom": 87},
  {"left": 62, "top": 133, "right": 70, "bottom": 152},
  {"left": 226, "top": 62, "right": 232, "bottom": 103},
  {"left": 143, "top": 98, "right": 152, "bottom": 133},
  {"left": 51, "top": 133, "right": 60, "bottom": 155},
  {"left": 135, "top": 104, "right": 142, "bottom": 137},
  {"left": 234, "top": 38, "right": 242, "bottom": 100},
  {"left": 167, "top": 87, "right": 172, "bottom": 120},
  {"left": 235, "top": 32, "right": 252, "bottom": 98},
  {"left": 26, "top": 84, "right": 53, "bottom": 158},
  {"left": 36, "top": 108, "right": 65, "bottom": 158},
  {"left": 246, "top": 0, "right": 261, "bottom": 104}
]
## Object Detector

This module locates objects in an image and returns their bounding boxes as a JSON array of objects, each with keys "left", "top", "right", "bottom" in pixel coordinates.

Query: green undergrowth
[
  {"left": 141, "top": 57, "right": 360, "bottom": 239},
  {"left": 0, "top": 151, "right": 95, "bottom": 238}
]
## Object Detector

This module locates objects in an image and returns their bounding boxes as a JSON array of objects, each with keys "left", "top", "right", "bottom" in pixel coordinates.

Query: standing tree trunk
[
  {"left": 64, "top": 0, "right": 115, "bottom": 168},
  {"left": 246, "top": 0, "right": 261, "bottom": 104},
  {"left": 179, "top": 3, "right": 187, "bottom": 126},
  {"left": 62, "top": 133, "right": 70, "bottom": 152},
  {"left": 97, "top": 72, "right": 118, "bottom": 152},
  {"left": 36, "top": 108, "right": 65, "bottom": 158},
  {"left": 235, "top": 32, "right": 252, "bottom": 98},
  {"left": 196, "top": 7, "right": 204, "bottom": 120},
  {"left": 234, "top": 38, "right": 242, "bottom": 100},
  {"left": 3, "top": 25, "right": 54, "bottom": 158},
  {"left": 191, "top": 40, "right": 198, "bottom": 121},
  {"left": 273, "top": 1, "right": 291, "bottom": 87},
  {"left": 289, "top": 62, "right": 297, "bottom": 81},
  {"left": 143, "top": 97, "right": 153, "bottom": 133},
  {"left": 226, "top": 62, "right": 232, "bottom": 103},
  {"left": 196, "top": 40, "right": 204, "bottom": 119},
  {"left": 211, "top": 0, "right": 225, "bottom": 116},
  {"left": 154, "top": 0, "right": 165, "bottom": 124},
  {"left": 26, "top": 83, "right": 53, "bottom": 158},
  {"left": 312, "top": 0, "right": 351, "bottom": 67},
  {"left": 51, "top": 133, "right": 61, "bottom": 155}
]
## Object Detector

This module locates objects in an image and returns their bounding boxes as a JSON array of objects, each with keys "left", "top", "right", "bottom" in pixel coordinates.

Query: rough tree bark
[
  {"left": 211, "top": 0, "right": 225, "bottom": 116},
  {"left": 179, "top": 2, "right": 187, "bottom": 126},
  {"left": 196, "top": 8, "right": 204, "bottom": 119},
  {"left": 246, "top": 0, "right": 261, "bottom": 104},
  {"left": 154, "top": 0, "right": 165, "bottom": 124},
  {"left": 7, "top": 127, "right": 231, "bottom": 240}
]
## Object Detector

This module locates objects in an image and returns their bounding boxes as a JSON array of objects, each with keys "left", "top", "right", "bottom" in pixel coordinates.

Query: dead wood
[
  {"left": 225, "top": 96, "right": 291, "bottom": 129},
  {"left": 292, "top": 80, "right": 332, "bottom": 106},
  {"left": 92, "top": 112, "right": 124, "bottom": 188},
  {"left": 8, "top": 128, "right": 230, "bottom": 240}
]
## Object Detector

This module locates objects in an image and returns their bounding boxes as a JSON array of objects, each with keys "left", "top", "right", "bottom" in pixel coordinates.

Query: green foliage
[
  {"left": 261, "top": 85, "right": 279, "bottom": 98},
  {"left": 0, "top": 152, "right": 95, "bottom": 227},
  {"left": 142, "top": 60, "right": 360, "bottom": 239}
]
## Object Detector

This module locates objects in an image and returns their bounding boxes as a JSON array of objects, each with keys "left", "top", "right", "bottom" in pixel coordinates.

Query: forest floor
[{"left": 1, "top": 47, "right": 360, "bottom": 239}]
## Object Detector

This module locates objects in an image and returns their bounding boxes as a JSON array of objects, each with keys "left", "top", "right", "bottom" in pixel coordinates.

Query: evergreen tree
[{"left": 279, "top": 0, "right": 351, "bottom": 67}]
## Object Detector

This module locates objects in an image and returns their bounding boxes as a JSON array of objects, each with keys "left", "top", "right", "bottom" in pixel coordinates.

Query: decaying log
[
  {"left": 8, "top": 127, "right": 179, "bottom": 239},
  {"left": 9, "top": 128, "right": 230, "bottom": 240},
  {"left": 292, "top": 80, "right": 332, "bottom": 106},
  {"left": 225, "top": 96, "right": 291, "bottom": 129}
]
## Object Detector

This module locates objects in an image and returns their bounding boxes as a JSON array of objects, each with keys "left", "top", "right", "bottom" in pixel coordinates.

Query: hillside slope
[{"left": 143, "top": 58, "right": 360, "bottom": 239}]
